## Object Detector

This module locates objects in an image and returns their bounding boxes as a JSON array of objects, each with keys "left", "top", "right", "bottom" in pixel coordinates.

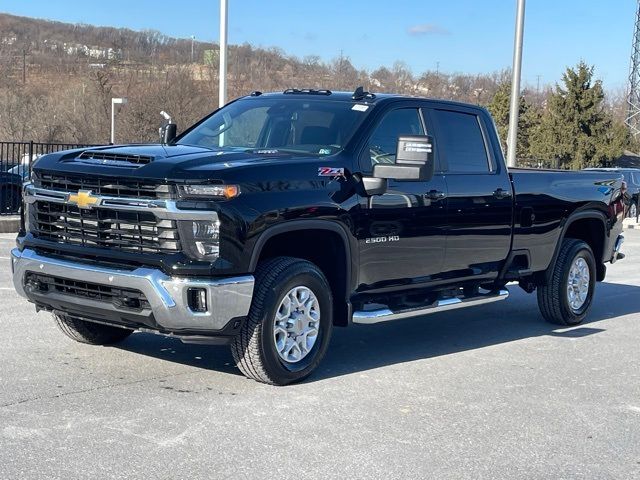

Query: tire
[
  {"left": 627, "top": 200, "right": 637, "bottom": 219},
  {"left": 537, "top": 239, "right": 596, "bottom": 326},
  {"left": 54, "top": 314, "right": 133, "bottom": 345},
  {"left": 231, "top": 257, "right": 333, "bottom": 386}
]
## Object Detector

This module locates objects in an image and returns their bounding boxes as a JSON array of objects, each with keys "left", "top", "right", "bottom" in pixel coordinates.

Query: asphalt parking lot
[{"left": 1, "top": 232, "right": 639, "bottom": 480}]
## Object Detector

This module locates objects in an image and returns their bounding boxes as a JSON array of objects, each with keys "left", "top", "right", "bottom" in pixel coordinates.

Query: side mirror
[
  {"left": 159, "top": 110, "right": 177, "bottom": 144},
  {"left": 373, "top": 135, "right": 435, "bottom": 182},
  {"left": 160, "top": 123, "right": 177, "bottom": 144}
]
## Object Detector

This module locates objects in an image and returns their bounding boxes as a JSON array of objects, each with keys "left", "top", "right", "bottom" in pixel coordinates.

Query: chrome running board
[{"left": 352, "top": 289, "right": 509, "bottom": 325}]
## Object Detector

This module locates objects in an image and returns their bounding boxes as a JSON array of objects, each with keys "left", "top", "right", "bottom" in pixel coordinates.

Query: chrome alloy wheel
[
  {"left": 273, "top": 286, "right": 321, "bottom": 363},
  {"left": 567, "top": 257, "right": 590, "bottom": 311}
]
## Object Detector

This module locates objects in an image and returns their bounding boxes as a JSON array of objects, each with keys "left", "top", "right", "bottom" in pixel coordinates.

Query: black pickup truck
[{"left": 11, "top": 88, "right": 626, "bottom": 385}]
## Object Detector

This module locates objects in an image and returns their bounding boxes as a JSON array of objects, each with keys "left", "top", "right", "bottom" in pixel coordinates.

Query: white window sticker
[{"left": 352, "top": 104, "right": 369, "bottom": 112}]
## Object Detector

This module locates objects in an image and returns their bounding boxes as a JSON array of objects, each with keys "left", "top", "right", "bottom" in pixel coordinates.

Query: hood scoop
[{"left": 76, "top": 150, "right": 154, "bottom": 167}]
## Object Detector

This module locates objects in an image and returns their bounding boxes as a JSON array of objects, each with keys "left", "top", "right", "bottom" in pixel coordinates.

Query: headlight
[
  {"left": 178, "top": 184, "right": 240, "bottom": 199},
  {"left": 178, "top": 219, "right": 221, "bottom": 261},
  {"left": 193, "top": 220, "right": 220, "bottom": 258}
]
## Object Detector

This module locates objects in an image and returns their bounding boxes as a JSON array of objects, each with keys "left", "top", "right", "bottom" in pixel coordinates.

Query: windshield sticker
[
  {"left": 318, "top": 167, "right": 344, "bottom": 177},
  {"left": 352, "top": 104, "right": 369, "bottom": 112},
  {"left": 318, "top": 148, "right": 332, "bottom": 155}
]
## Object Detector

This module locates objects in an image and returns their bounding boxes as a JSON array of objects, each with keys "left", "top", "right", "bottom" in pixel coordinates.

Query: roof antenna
[
  {"left": 352, "top": 86, "right": 365, "bottom": 100},
  {"left": 352, "top": 86, "right": 375, "bottom": 101}
]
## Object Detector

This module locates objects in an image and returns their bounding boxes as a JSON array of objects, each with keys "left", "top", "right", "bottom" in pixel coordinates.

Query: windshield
[{"left": 177, "top": 97, "right": 369, "bottom": 156}]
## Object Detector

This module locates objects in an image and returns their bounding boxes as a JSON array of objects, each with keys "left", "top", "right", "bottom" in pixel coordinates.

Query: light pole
[
  {"left": 110, "top": 97, "right": 127, "bottom": 144},
  {"left": 219, "top": 0, "right": 228, "bottom": 108},
  {"left": 506, "top": 0, "right": 526, "bottom": 168},
  {"left": 191, "top": 35, "right": 195, "bottom": 63}
]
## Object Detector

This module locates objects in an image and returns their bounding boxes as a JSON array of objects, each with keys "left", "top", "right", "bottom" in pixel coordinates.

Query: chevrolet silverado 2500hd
[{"left": 11, "top": 88, "right": 626, "bottom": 385}]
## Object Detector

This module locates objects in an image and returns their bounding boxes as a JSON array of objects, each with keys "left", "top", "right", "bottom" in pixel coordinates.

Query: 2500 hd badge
[{"left": 365, "top": 236, "right": 400, "bottom": 244}]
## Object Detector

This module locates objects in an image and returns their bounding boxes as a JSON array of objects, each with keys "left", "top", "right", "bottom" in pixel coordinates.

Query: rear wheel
[
  {"left": 53, "top": 314, "right": 133, "bottom": 345},
  {"left": 627, "top": 200, "right": 637, "bottom": 219},
  {"left": 537, "top": 239, "right": 596, "bottom": 326},
  {"left": 231, "top": 256, "right": 333, "bottom": 386}
]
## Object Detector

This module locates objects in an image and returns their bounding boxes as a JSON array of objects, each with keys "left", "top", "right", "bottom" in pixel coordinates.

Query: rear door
[{"left": 426, "top": 105, "right": 513, "bottom": 282}]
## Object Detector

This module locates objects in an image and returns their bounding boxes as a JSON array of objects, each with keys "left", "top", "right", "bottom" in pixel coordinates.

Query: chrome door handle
[
  {"left": 425, "top": 190, "right": 446, "bottom": 200},
  {"left": 493, "top": 188, "right": 512, "bottom": 199}
]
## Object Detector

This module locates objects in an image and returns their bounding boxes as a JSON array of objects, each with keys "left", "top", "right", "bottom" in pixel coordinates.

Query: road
[{"left": 1, "top": 232, "right": 639, "bottom": 479}]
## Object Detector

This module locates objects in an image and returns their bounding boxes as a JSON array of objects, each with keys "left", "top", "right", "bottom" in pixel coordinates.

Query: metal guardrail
[{"left": 0, "top": 141, "right": 98, "bottom": 215}]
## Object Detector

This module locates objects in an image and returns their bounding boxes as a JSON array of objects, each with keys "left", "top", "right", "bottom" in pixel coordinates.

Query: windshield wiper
[{"left": 175, "top": 143, "right": 222, "bottom": 151}]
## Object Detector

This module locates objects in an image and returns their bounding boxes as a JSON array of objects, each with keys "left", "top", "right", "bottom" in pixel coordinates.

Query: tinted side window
[
  {"left": 432, "top": 109, "right": 489, "bottom": 173},
  {"left": 367, "top": 109, "right": 424, "bottom": 168}
]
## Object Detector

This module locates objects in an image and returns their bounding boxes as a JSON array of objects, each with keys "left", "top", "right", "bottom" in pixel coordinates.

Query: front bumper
[{"left": 11, "top": 248, "right": 254, "bottom": 334}]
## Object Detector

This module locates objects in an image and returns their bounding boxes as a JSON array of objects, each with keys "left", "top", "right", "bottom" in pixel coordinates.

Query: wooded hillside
[{"left": 0, "top": 13, "right": 633, "bottom": 167}]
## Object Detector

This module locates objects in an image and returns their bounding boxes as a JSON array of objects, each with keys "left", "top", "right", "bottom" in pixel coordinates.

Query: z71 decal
[{"left": 318, "top": 167, "right": 345, "bottom": 177}]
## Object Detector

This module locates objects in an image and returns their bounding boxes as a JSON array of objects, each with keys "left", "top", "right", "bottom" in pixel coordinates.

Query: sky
[{"left": 0, "top": 0, "right": 636, "bottom": 91}]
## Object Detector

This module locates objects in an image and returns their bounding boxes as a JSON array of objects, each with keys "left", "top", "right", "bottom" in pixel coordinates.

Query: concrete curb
[{"left": 0, "top": 216, "right": 20, "bottom": 234}]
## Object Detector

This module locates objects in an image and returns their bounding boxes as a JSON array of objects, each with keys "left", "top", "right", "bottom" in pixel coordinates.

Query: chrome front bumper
[{"left": 11, "top": 248, "right": 254, "bottom": 332}]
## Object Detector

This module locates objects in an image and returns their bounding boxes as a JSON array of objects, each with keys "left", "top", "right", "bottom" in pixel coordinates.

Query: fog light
[{"left": 188, "top": 288, "right": 208, "bottom": 313}]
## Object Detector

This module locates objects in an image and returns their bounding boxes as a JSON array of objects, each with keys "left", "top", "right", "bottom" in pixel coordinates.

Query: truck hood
[{"left": 33, "top": 143, "right": 317, "bottom": 182}]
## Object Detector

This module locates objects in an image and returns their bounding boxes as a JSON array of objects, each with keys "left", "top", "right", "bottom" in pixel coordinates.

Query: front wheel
[
  {"left": 627, "top": 200, "right": 637, "bottom": 219},
  {"left": 537, "top": 239, "right": 596, "bottom": 326},
  {"left": 231, "top": 257, "right": 333, "bottom": 385}
]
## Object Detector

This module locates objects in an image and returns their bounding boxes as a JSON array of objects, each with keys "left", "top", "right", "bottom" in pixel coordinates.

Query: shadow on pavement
[
  {"left": 116, "top": 334, "right": 240, "bottom": 376},
  {"left": 114, "top": 281, "right": 640, "bottom": 382}
]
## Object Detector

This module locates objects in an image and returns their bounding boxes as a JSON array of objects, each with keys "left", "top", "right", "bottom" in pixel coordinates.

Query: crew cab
[{"left": 11, "top": 88, "right": 626, "bottom": 385}]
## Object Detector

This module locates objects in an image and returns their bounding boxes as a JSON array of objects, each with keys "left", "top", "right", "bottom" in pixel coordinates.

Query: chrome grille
[
  {"left": 34, "top": 172, "right": 170, "bottom": 199},
  {"left": 32, "top": 201, "right": 181, "bottom": 254}
]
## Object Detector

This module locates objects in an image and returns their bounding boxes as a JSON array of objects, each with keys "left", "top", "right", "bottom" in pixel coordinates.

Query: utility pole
[
  {"left": 506, "top": 0, "right": 526, "bottom": 168},
  {"left": 436, "top": 61, "right": 440, "bottom": 75},
  {"left": 219, "top": 0, "right": 228, "bottom": 108},
  {"left": 191, "top": 35, "right": 195, "bottom": 63},
  {"left": 536, "top": 75, "right": 541, "bottom": 95},
  {"left": 22, "top": 49, "right": 26, "bottom": 84}
]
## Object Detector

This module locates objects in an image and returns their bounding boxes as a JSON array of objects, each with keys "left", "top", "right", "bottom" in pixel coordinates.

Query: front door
[
  {"left": 427, "top": 106, "right": 513, "bottom": 282},
  {"left": 356, "top": 107, "right": 449, "bottom": 292}
]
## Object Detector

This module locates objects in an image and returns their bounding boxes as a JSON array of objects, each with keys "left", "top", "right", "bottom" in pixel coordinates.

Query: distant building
[{"left": 1, "top": 35, "right": 17, "bottom": 45}]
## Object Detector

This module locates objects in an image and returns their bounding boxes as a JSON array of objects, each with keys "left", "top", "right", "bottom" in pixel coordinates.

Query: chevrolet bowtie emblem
[{"left": 68, "top": 190, "right": 99, "bottom": 209}]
